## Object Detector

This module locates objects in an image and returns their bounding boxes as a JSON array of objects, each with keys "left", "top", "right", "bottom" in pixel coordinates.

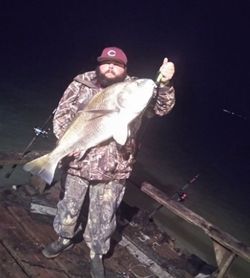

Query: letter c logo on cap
[{"left": 107, "top": 50, "right": 116, "bottom": 57}]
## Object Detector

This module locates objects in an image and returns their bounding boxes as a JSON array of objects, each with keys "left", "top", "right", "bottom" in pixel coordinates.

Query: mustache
[
  {"left": 96, "top": 66, "right": 127, "bottom": 88},
  {"left": 105, "top": 69, "right": 116, "bottom": 74},
  {"left": 105, "top": 70, "right": 115, "bottom": 75}
]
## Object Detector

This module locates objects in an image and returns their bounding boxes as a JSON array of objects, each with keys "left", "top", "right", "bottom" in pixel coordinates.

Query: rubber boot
[
  {"left": 42, "top": 237, "right": 74, "bottom": 258},
  {"left": 90, "top": 253, "right": 105, "bottom": 278}
]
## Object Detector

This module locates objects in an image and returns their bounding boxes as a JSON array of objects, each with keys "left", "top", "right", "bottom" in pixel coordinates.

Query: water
[
  {"left": 0, "top": 75, "right": 249, "bottom": 277},
  {"left": 133, "top": 104, "right": 250, "bottom": 277}
]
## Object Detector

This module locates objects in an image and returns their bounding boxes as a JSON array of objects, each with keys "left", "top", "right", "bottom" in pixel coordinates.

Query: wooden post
[{"left": 212, "top": 240, "right": 237, "bottom": 278}]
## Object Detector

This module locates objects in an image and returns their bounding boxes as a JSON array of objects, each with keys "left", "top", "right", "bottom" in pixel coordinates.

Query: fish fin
[
  {"left": 23, "top": 154, "right": 59, "bottom": 185},
  {"left": 113, "top": 124, "right": 128, "bottom": 145},
  {"left": 86, "top": 109, "right": 119, "bottom": 121}
]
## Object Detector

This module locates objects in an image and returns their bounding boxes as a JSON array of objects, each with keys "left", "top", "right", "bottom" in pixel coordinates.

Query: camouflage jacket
[{"left": 53, "top": 70, "right": 175, "bottom": 181}]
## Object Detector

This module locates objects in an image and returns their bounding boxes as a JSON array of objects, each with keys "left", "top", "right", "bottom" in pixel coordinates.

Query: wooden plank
[
  {"left": 217, "top": 252, "right": 236, "bottom": 278},
  {"left": 141, "top": 182, "right": 250, "bottom": 263},
  {"left": 13, "top": 194, "right": 128, "bottom": 276},
  {"left": 30, "top": 203, "right": 57, "bottom": 216},
  {"left": 7, "top": 205, "right": 91, "bottom": 277},
  {"left": 213, "top": 241, "right": 237, "bottom": 278},
  {"left": 0, "top": 242, "right": 28, "bottom": 278},
  {"left": 118, "top": 235, "right": 175, "bottom": 278},
  {"left": 0, "top": 204, "right": 71, "bottom": 278}
]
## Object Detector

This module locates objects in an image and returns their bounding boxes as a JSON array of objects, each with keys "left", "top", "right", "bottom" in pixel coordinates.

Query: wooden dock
[
  {"left": 0, "top": 178, "right": 198, "bottom": 278},
  {"left": 4, "top": 151, "right": 247, "bottom": 277}
]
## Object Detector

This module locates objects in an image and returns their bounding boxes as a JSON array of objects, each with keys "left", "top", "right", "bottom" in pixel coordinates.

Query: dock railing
[{"left": 141, "top": 181, "right": 250, "bottom": 278}]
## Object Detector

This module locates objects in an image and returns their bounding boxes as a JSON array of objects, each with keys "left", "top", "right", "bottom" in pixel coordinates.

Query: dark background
[
  {"left": 1, "top": 3, "right": 250, "bottom": 275},
  {"left": 1, "top": 0, "right": 249, "bottom": 107},
  {"left": 1, "top": 0, "right": 249, "bottom": 176}
]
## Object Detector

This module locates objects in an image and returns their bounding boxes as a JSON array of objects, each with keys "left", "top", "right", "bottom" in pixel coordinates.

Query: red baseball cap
[{"left": 97, "top": 47, "right": 128, "bottom": 66}]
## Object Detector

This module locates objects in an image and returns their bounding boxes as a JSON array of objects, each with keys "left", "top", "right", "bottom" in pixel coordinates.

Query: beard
[{"left": 96, "top": 66, "right": 127, "bottom": 88}]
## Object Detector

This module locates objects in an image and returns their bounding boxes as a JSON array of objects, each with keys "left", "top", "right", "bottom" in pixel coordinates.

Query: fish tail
[{"left": 23, "top": 153, "right": 59, "bottom": 185}]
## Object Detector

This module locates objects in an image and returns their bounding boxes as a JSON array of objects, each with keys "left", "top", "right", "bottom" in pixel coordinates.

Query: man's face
[{"left": 97, "top": 61, "right": 127, "bottom": 87}]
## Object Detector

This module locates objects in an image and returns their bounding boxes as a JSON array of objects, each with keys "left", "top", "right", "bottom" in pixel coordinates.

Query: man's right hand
[{"left": 68, "top": 150, "right": 83, "bottom": 159}]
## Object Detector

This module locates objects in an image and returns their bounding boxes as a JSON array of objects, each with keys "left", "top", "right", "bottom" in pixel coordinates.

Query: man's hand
[
  {"left": 68, "top": 149, "right": 83, "bottom": 160},
  {"left": 158, "top": 58, "right": 175, "bottom": 85}
]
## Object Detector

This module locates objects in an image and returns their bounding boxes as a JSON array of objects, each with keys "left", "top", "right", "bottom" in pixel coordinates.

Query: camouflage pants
[{"left": 53, "top": 174, "right": 126, "bottom": 255}]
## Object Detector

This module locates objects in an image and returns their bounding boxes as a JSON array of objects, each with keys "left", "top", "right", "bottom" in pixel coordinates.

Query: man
[{"left": 42, "top": 46, "right": 175, "bottom": 277}]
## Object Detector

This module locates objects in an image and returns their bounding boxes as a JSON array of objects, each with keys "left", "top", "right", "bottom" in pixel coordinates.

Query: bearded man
[{"left": 42, "top": 46, "right": 175, "bottom": 278}]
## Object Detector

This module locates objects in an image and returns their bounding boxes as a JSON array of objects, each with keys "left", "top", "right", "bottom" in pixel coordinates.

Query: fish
[{"left": 23, "top": 78, "right": 156, "bottom": 184}]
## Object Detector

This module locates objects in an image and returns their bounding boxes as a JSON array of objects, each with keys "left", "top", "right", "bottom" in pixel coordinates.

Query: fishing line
[
  {"left": 147, "top": 107, "right": 249, "bottom": 220},
  {"left": 222, "top": 108, "right": 248, "bottom": 121}
]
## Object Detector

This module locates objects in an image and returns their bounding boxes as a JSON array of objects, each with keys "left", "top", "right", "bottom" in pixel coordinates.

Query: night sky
[{"left": 1, "top": 0, "right": 250, "bottom": 150}]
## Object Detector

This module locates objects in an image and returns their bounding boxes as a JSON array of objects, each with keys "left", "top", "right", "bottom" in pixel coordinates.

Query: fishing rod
[
  {"left": 147, "top": 108, "right": 249, "bottom": 220},
  {"left": 222, "top": 108, "right": 248, "bottom": 121},
  {"left": 147, "top": 173, "right": 200, "bottom": 220},
  {"left": 4, "top": 109, "right": 56, "bottom": 179}
]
